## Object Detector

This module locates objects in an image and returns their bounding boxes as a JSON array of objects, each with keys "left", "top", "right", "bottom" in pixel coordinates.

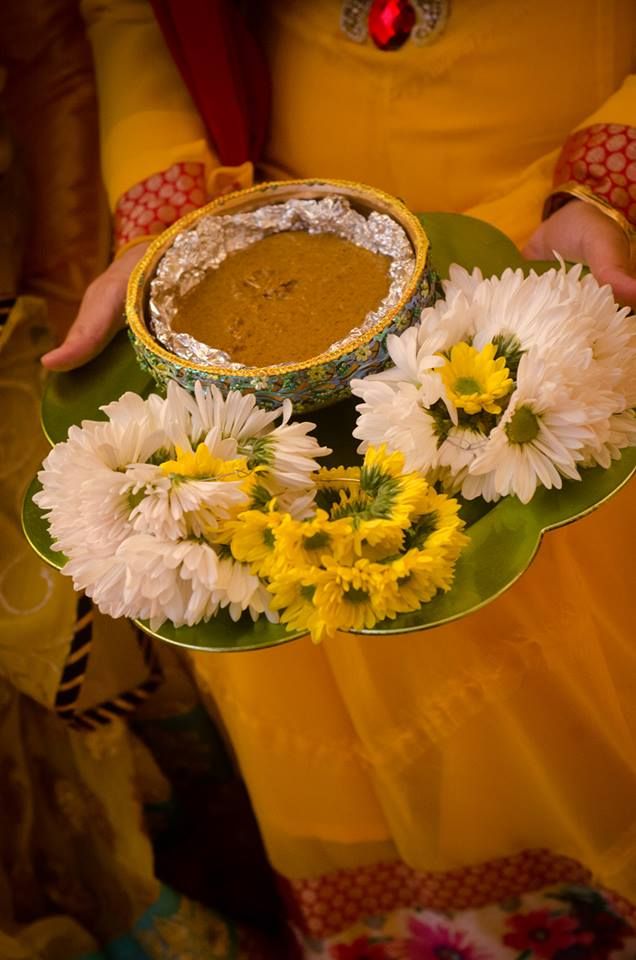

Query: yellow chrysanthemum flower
[
  {"left": 266, "top": 566, "right": 328, "bottom": 642},
  {"left": 160, "top": 443, "right": 251, "bottom": 482},
  {"left": 360, "top": 445, "right": 431, "bottom": 524},
  {"left": 439, "top": 342, "right": 512, "bottom": 415},
  {"left": 273, "top": 510, "right": 356, "bottom": 568},
  {"left": 424, "top": 510, "right": 469, "bottom": 564},
  {"left": 316, "top": 447, "right": 430, "bottom": 531},
  {"left": 389, "top": 514, "right": 468, "bottom": 614},
  {"left": 314, "top": 465, "right": 362, "bottom": 510},
  {"left": 211, "top": 518, "right": 239, "bottom": 546},
  {"left": 240, "top": 470, "right": 272, "bottom": 502},
  {"left": 404, "top": 488, "right": 468, "bottom": 560},
  {"left": 350, "top": 517, "right": 405, "bottom": 561},
  {"left": 230, "top": 507, "right": 285, "bottom": 577},
  {"left": 224, "top": 444, "right": 469, "bottom": 641},
  {"left": 362, "top": 444, "right": 407, "bottom": 479},
  {"left": 315, "top": 465, "right": 362, "bottom": 489},
  {"left": 311, "top": 557, "right": 404, "bottom": 637},
  {"left": 389, "top": 548, "right": 444, "bottom": 611}
]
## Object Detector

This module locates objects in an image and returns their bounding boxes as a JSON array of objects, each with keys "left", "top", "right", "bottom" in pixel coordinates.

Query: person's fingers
[
  {"left": 41, "top": 275, "right": 126, "bottom": 371},
  {"left": 523, "top": 202, "right": 636, "bottom": 309},
  {"left": 581, "top": 221, "right": 636, "bottom": 310},
  {"left": 521, "top": 230, "right": 547, "bottom": 261},
  {"left": 590, "top": 265, "right": 636, "bottom": 309},
  {"left": 41, "top": 241, "right": 151, "bottom": 372}
]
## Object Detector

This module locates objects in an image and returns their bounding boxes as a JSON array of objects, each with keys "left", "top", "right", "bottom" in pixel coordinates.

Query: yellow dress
[{"left": 84, "top": 0, "right": 636, "bottom": 953}]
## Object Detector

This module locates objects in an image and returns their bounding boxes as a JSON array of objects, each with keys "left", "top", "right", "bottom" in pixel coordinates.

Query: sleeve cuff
[
  {"left": 113, "top": 160, "right": 255, "bottom": 254},
  {"left": 548, "top": 124, "right": 636, "bottom": 227}
]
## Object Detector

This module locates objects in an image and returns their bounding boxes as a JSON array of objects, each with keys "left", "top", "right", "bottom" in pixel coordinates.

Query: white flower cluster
[
  {"left": 35, "top": 382, "right": 329, "bottom": 628},
  {"left": 352, "top": 262, "right": 636, "bottom": 503}
]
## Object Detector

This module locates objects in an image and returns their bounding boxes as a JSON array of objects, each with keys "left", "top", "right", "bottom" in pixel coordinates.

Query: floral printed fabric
[{"left": 299, "top": 886, "right": 636, "bottom": 959}]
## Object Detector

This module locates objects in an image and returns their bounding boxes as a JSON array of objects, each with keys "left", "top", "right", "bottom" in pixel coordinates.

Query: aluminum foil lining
[{"left": 149, "top": 196, "right": 415, "bottom": 368}]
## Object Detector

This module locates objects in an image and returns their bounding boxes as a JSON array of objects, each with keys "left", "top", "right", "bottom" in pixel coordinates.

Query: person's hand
[
  {"left": 523, "top": 200, "right": 636, "bottom": 309},
  {"left": 41, "top": 240, "right": 152, "bottom": 371}
]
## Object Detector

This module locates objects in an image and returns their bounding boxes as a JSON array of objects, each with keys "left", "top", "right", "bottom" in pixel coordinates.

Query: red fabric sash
[{"left": 149, "top": 0, "right": 270, "bottom": 166}]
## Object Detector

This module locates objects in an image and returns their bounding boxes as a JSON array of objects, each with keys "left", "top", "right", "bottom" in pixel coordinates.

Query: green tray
[{"left": 22, "top": 213, "right": 635, "bottom": 651}]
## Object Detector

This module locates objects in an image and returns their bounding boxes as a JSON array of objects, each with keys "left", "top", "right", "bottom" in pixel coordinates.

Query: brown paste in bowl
[{"left": 171, "top": 231, "right": 391, "bottom": 366}]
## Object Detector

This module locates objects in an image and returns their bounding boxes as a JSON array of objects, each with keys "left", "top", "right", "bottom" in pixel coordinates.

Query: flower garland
[
  {"left": 35, "top": 382, "right": 467, "bottom": 640},
  {"left": 352, "top": 261, "right": 636, "bottom": 503}
]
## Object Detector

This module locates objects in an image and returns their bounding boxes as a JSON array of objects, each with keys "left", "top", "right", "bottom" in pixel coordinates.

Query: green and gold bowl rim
[{"left": 126, "top": 178, "right": 430, "bottom": 378}]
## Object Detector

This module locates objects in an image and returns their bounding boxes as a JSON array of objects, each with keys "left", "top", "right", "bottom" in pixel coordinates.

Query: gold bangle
[{"left": 544, "top": 181, "right": 635, "bottom": 243}]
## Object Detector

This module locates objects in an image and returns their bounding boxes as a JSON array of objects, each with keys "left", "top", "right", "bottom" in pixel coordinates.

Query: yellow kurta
[
  {"left": 83, "top": 0, "right": 636, "bottom": 913},
  {"left": 83, "top": 0, "right": 636, "bottom": 246}
]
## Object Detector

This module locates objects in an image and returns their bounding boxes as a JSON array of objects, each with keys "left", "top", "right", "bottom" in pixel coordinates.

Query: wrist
[{"left": 544, "top": 182, "right": 634, "bottom": 243}]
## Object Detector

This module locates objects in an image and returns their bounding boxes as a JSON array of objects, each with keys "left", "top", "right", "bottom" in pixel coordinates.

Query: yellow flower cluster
[{"left": 230, "top": 446, "right": 468, "bottom": 642}]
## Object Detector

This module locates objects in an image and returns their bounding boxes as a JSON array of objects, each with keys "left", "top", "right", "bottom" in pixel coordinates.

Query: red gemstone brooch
[{"left": 341, "top": 0, "right": 450, "bottom": 51}]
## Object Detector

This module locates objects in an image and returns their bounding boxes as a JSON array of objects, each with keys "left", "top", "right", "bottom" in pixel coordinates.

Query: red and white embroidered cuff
[
  {"left": 113, "top": 161, "right": 207, "bottom": 254},
  {"left": 545, "top": 123, "right": 636, "bottom": 230}
]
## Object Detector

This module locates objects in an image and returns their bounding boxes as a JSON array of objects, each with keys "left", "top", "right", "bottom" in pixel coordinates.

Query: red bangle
[
  {"left": 113, "top": 162, "right": 207, "bottom": 251},
  {"left": 551, "top": 123, "right": 636, "bottom": 226}
]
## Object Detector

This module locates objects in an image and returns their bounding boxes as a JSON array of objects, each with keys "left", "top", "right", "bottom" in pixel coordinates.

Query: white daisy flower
[
  {"left": 470, "top": 268, "right": 584, "bottom": 361},
  {"left": 436, "top": 425, "right": 489, "bottom": 494},
  {"left": 36, "top": 432, "right": 139, "bottom": 558},
  {"left": 126, "top": 469, "right": 249, "bottom": 541},
  {"left": 91, "top": 392, "right": 169, "bottom": 467},
  {"left": 378, "top": 327, "right": 445, "bottom": 385},
  {"left": 116, "top": 535, "right": 191, "bottom": 628},
  {"left": 352, "top": 378, "right": 440, "bottom": 473},
  {"left": 417, "top": 287, "right": 478, "bottom": 355},
  {"left": 213, "top": 556, "right": 278, "bottom": 623},
  {"left": 580, "top": 408, "right": 636, "bottom": 468},
  {"left": 467, "top": 351, "right": 595, "bottom": 503},
  {"left": 274, "top": 487, "right": 317, "bottom": 520},
  {"left": 188, "top": 380, "right": 282, "bottom": 444},
  {"left": 246, "top": 400, "right": 331, "bottom": 491}
]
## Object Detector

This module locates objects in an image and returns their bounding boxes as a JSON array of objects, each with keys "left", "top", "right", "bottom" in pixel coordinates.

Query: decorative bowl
[{"left": 126, "top": 179, "right": 434, "bottom": 412}]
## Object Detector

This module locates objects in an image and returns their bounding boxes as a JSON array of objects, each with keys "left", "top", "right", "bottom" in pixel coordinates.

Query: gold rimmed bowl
[{"left": 126, "top": 178, "right": 435, "bottom": 412}]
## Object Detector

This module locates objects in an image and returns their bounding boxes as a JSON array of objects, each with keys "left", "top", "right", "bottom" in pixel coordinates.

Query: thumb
[
  {"left": 41, "top": 241, "right": 150, "bottom": 372},
  {"left": 584, "top": 228, "right": 636, "bottom": 309},
  {"left": 41, "top": 276, "right": 126, "bottom": 371}
]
